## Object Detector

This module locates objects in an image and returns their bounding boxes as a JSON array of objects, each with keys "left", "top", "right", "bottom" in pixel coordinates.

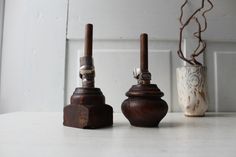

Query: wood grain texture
[
  {"left": 64, "top": 24, "right": 113, "bottom": 129},
  {"left": 121, "top": 35, "right": 168, "bottom": 127}
]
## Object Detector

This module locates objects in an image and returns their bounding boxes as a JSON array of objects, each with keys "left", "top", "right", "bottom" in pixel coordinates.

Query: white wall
[
  {"left": 1, "top": 0, "right": 236, "bottom": 113},
  {"left": 205, "top": 42, "right": 236, "bottom": 112},
  {"left": 0, "top": 0, "right": 4, "bottom": 85},
  {"left": 66, "top": 41, "right": 176, "bottom": 112},
  {"left": 67, "top": 0, "right": 236, "bottom": 41},
  {"left": 65, "top": 0, "right": 236, "bottom": 112},
  {"left": 0, "top": 0, "right": 68, "bottom": 113}
]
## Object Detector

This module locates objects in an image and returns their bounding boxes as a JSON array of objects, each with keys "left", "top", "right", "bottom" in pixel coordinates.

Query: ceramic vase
[{"left": 176, "top": 66, "right": 208, "bottom": 117}]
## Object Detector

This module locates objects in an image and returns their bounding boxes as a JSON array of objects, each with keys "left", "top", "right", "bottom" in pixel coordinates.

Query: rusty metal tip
[
  {"left": 86, "top": 24, "right": 93, "bottom": 29},
  {"left": 86, "top": 23, "right": 93, "bottom": 26},
  {"left": 84, "top": 23, "right": 93, "bottom": 57},
  {"left": 140, "top": 33, "right": 148, "bottom": 38}
]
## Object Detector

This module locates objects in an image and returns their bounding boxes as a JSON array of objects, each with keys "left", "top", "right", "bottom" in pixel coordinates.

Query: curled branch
[{"left": 177, "top": 0, "right": 213, "bottom": 65}]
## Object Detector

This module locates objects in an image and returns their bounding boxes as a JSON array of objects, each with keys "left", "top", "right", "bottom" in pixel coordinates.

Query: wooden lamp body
[
  {"left": 121, "top": 34, "right": 168, "bottom": 127},
  {"left": 122, "top": 84, "right": 168, "bottom": 127},
  {"left": 63, "top": 24, "right": 113, "bottom": 129},
  {"left": 64, "top": 88, "right": 113, "bottom": 129}
]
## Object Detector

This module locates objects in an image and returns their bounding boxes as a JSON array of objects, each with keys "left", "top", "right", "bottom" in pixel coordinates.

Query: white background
[{"left": 0, "top": 0, "right": 236, "bottom": 113}]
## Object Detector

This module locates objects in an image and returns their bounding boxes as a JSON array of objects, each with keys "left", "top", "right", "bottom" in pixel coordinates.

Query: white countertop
[{"left": 0, "top": 112, "right": 236, "bottom": 157}]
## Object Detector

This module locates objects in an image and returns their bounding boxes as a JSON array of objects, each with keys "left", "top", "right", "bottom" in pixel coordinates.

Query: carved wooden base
[
  {"left": 121, "top": 84, "right": 168, "bottom": 127},
  {"left": 63, "top": 88, "right": 113, "bottom": 129}
]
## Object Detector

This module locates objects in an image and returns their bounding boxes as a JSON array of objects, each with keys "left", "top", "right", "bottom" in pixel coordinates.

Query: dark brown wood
[
  {"left": 121, "top": 33, "right": 168, "bottom": 127},
  {"left": 122, "top": 84, "right": 168, "bottom": 127},
  {"left": 64, "top": 88, "right": 113, "bottom": 129},
  {"left": 63, "top": 24, "right": 113, "bottom": 129},
  {"left": 84, "top": 24, "right": 93, "bottom": 57},
  {"left": 140, "top": 33, "right": 148, "bottom": 71},
  {"left": 177, "top": 0, "right": 213, "bottom": 65}
]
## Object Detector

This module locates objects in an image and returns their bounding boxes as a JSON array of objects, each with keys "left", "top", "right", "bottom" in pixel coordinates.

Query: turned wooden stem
[
  {"left": 140, "top": 33, "right": 148, "bottom": 71},
  {"left": 84, "top": 24, "right": 93, "bottom": 57}
]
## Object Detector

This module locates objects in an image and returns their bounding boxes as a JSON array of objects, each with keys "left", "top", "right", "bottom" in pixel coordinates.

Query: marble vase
[{"left": 176, "top": 66, "right": 208, "bottom": 117}]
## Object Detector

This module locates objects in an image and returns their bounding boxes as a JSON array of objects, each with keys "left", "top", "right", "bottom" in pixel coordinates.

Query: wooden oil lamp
[
  {"left": 63, "top": 24, "right": 113, "bottom": 129},
  {"left": 121, "top": 33, "right": 168, "bottom": 127}
]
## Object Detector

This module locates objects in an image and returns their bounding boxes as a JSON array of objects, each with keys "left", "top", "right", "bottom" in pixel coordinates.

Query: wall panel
[
  {"left": 205, "top": 43, "right": 236, "bottom": 112},
  {"left": 65, "top": 40, "right": 180, "bottom": 112},
  {"left": 67, "top": 0, "right": 236, "bottom": 42},
  {"left": 2, "top": 0, "right": 236, "bottom": 113},
  {"left": 0, "top": 0, "right": 68, "bottom": 113},
  {"left": 214, "top": 52, "right": 236, "bottom": 111},
  {"left": 0, "top": 0, "right": 5, "bottom": 87}
]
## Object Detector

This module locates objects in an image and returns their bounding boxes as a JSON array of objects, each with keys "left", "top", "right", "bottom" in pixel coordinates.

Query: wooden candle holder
[
  {"left": 121, "top": 33, "right": 168, "bottom": 127},
  {"left": 63, "top": 24, "right": 113, "bottom": 129}
]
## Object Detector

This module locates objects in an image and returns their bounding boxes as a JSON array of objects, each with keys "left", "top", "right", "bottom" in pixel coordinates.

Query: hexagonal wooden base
[
  {"left": 63, "top": 87, "right": 113, "bottom": 129},
  {"left": 63, "top": 88, "right": 113, "bottom": 129},
  {"left": 64, "top": 104, "right": 113, "bottom": 129}
]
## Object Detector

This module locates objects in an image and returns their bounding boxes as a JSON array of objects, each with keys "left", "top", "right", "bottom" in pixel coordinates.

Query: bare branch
[
  {"left": 177, "top": 0, "right": 213, "bottom": 65},
  {"left": 180, "top": 0, "right": 188, "bottom": 25}
]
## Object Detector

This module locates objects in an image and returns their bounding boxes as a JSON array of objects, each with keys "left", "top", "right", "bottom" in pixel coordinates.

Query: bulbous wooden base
[
  {"left": 63, "top": 88, "right": 113, "bottom": 129},
  {"left": 121, "top": 84, "right": 168, "bottom": 127}
]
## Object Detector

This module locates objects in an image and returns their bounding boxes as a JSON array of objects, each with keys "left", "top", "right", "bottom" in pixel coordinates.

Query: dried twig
[{"left": 177, "top": 0, "right": 213, "bottom": 65}]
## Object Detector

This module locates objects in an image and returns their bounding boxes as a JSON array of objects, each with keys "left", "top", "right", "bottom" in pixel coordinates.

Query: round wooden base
[{"left": 121, "top": 84, "right": 168, "bottom": 127}]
